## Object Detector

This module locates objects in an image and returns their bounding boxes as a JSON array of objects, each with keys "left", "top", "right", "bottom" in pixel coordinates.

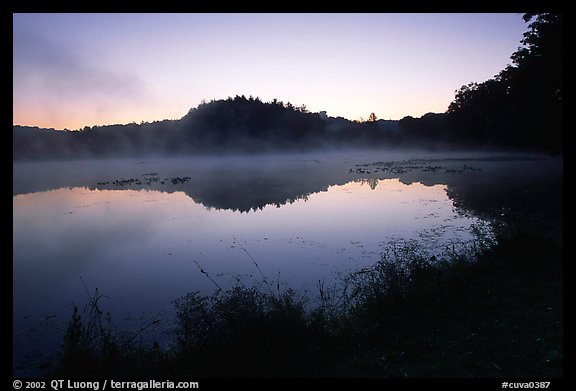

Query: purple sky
[{"left": 13, "top": 13, "right": 528, "bottom": 130}]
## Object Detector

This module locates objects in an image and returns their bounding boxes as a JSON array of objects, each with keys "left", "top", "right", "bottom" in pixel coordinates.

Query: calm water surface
[{"left": 13, "top": 151, "right": 561, "bottom": 374}]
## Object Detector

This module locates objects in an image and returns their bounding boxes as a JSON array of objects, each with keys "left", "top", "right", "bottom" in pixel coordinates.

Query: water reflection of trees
[
  {"left": 355, "top": 178, "right": 379, "bottom": 190},
  {"left": 13, "top": 154, "right": 562, "bottom": 231}
]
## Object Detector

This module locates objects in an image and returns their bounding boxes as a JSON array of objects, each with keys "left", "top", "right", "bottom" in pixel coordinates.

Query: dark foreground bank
[{"left": 45, "top": 221, "right": 562, "bottom": 378}]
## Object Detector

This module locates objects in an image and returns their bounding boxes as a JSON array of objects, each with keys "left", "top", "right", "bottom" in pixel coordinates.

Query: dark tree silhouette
[
  {"left": 447, "top": 13, "right": 562, "bottom": 151},
  {"left": 12, "top": 14, "right": 563, "bottom": 160},
  {"left": 13, "top": 96, "right": 397, "bottom": 160}
]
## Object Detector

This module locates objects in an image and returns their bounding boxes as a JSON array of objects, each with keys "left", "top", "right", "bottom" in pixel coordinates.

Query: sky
[{"left": 13, "top": 13, "right": 528, "bottom": 130}]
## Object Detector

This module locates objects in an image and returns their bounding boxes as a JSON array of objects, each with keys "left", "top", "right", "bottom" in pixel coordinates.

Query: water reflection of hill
[{"left": 12, "top": 153, "right": 562, "bottom": 229}]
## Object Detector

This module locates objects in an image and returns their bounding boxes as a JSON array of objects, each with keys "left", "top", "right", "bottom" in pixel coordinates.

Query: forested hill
[
  {"left": 13, "top": 98, "right": 400, "bottom": 160},
  {"left": 13, "top": 13, "right": 562, "bottom": 160}
]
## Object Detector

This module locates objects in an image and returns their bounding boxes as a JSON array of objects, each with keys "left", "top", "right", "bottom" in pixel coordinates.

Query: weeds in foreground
[{"left": 52, "top": 224, "right": 562, "bottom": 377}]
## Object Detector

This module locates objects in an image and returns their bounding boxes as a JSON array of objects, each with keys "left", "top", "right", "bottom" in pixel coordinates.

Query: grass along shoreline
[{"left": 48, "top": 223, "right": 562, "bottom": 377}]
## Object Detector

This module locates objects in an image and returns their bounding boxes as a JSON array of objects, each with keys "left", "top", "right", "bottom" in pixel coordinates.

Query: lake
[{"left": 12, "top": 150, "right": 562, "bottom": 375}]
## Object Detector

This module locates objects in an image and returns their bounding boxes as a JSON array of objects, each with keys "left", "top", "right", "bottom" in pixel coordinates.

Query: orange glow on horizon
[
  {"left": 13, "top": 96, "right": 451, "bottom": 130},
  {"left": 14, "top": 13, "right": 527, "bottom": 130},
  {"left": 12, "top": 104, "right": 181, "bottom": 130}
]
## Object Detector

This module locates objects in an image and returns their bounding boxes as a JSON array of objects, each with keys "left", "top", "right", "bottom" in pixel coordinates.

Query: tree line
[
  {"left": 13, "top": 13, "right": 562, "bottom": 160},
  {"left": 399, "top": 13, "right": 562, "bottom": 152}
]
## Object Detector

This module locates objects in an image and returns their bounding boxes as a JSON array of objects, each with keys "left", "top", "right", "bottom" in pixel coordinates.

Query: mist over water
[{"left": 12, "top": 150, "right": 562, "bottom": 375}]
